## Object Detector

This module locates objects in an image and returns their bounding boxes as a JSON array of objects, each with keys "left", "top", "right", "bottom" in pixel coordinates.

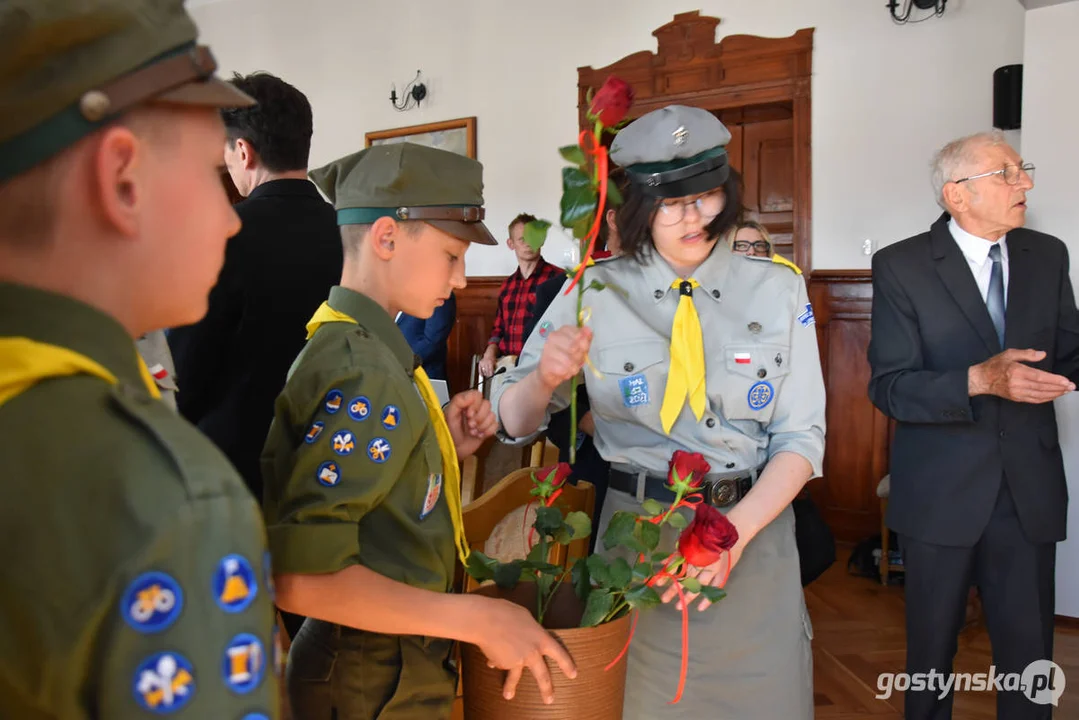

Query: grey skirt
[{"left": 596, "top": 487, "right": 814, "bottom": 719}]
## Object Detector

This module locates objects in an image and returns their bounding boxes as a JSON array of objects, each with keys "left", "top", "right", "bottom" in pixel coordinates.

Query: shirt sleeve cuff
[
  {"left": 268, "top": 522, "right": 360, "bottom": 575},
  {"left": 767, "top": 432, "right": 825, "bottom": 480}
]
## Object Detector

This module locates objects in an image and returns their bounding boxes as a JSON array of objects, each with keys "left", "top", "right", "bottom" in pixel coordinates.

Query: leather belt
[{"left": 608, "top": 463, "right": 766, "bottom": 508}]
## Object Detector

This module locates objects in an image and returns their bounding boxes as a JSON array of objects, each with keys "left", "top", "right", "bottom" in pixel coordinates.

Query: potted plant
[{"left": 458, "top": 77, "right": 739, "bottom": 720}]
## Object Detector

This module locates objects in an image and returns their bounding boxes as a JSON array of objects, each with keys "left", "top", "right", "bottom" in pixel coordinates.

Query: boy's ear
[{"left": 369, "top": 216, "right": 400, "bottom": 260}]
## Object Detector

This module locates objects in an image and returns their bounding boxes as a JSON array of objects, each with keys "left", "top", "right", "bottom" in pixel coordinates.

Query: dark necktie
[{"left": 987, "top": 243, "right": 1006, "bottom": 348}]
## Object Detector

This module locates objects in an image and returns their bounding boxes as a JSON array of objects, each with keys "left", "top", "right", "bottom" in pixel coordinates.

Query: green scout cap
[
  {"left": 610, "top": 104, "right": 733, "bottom": 198},
  {"left": 0, "top": 0, "right": 255, "bottom": 183},
  {"left": 309, "top": 143, "right": 497, "bottom": 246}
]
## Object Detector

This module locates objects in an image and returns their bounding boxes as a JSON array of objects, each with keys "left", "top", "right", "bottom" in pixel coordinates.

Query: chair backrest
[{"left": 461, "top": 466, "right": 595, "bottom": 593}]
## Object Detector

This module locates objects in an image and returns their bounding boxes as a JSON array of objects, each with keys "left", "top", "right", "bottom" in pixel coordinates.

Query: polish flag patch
[
  {"left": 148, "top": 364, "right": 169, "bottom": 380},
  {"left": 734, "top": 353, "right": 751, "bottom": 364}
]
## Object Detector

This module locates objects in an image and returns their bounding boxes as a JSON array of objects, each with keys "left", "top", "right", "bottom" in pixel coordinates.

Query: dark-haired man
[{"left": 169, "top": 72, "right": 342, "bottom": 507}]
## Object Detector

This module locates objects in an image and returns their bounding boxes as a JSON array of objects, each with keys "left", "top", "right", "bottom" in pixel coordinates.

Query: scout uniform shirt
[
  {"left": 493, "top": 246, "right": 827, "bottom": 478},
  {"left": 262, "top": 286, "right": 455, "bottom": 593},
  {"left": 0, "top": 283, "right": 280, "bottom": 719}
]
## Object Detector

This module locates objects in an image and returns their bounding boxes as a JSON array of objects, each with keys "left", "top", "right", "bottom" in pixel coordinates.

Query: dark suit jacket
[
  {"left": 868, "top": 212, "right": 1079, "bottom": 547},
  {"left": 168, "top": 179, "right": 342, "bottom": 498},
  {"left": 397, "top": 293, "right": 456, "bottom": 383}
]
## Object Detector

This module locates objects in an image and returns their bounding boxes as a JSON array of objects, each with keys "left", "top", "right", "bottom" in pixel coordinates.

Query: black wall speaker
[{"left": 993, "top": 64, "right": 1023, "bottom": 131}]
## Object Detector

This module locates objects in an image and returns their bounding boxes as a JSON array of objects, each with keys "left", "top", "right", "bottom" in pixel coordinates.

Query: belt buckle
[{"left": 708, "top": 477, "right": 738, "bottom": 507}]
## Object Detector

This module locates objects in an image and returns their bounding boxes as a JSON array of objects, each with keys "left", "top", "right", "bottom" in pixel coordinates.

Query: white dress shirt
[{"left": 949, "top": 217, "right": 1009, "bottom": 309}]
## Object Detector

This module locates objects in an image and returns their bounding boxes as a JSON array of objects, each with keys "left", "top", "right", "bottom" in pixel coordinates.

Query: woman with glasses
[
  {"left": 727, "top": 219, "right": 775, "bottom": 258},
  {"left": 490, "top": 105, "right": 825, "bottom": 719}
]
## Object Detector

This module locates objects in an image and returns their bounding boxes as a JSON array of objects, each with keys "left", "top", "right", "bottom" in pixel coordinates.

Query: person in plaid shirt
[{"left": 478, "top": 213, "right": 563, "bottom": 377}]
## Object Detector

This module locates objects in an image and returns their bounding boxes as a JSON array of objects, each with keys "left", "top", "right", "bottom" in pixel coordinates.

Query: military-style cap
[
  {"left": 0, "top": 0, "right": 255, "bottom": 183},
  {"left": 309, "top": 143, "right": 497, "bottom": 246},
  {"left": 609, "top": 105, "right": 733, "bottom": 198}
]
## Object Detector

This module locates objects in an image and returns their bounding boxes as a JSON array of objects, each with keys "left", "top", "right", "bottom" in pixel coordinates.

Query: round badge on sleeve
[
  {"left": 538, "top": 320, "right": 553, "bottom": 339},
  {"left": 367, "top": 437, "right": 392, "bottom": 464},
  {"left": 241, "top": 715, "right": 271, "bottom": 720},
  {"left": 747, "top": 381, "right": 774, "bottom": 411},
  {"left": 323, "top": 389, "right": 344, "bottom": 414},
  {"left": 212, "top": 554, "right": 258, "bottom": 613},
  {"left": 133, "top": 651, "right": 196, "bottom": 713},
  {"left": 347, "top": 396, "right": 372, "bottom": 421},
  {"left": 316, "top": 460, "right": 341, "bottom": 487},
  {"left": 222, "top": 633, "right": 266, "bottom": 694},
  {"left": 331, "top": 430, "right": 356, "bottom": 456},
  {"left": 121, "top": 571, "right": 183, "bottom": 634},
  {"left": 304, "top": 421, "right": 325, "bottom": 444},
  {"left": 380, "top": 405, "right": 401, "bottom": 430}
]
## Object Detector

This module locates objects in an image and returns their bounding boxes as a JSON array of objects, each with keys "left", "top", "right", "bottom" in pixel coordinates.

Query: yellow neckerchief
[
  {"left": 660, "top": 278, "right": 706, "bottom": 434},
  {"left": 305, "top": 302, "right": 471, "bottom": 567},
  {"left": 0, "top": 337, "right": 162, "bottom": 408}
]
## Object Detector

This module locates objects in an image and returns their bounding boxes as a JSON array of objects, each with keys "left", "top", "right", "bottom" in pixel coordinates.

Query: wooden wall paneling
[{"left": 446, "top": 277, "right": 502, "bottom": 397}]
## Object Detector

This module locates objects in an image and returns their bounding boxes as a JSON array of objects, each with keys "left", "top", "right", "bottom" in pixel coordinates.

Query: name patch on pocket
[{"left": 619, "top": 373, "right": 650, "bottom": 408}]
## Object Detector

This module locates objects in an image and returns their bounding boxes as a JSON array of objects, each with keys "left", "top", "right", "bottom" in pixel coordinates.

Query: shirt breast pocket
[
  {"left": 717, "top": 343, "right": 792, "bottom": 425},
  {"left": 590, "top": 339, "right": 668, "bottom": 421}
]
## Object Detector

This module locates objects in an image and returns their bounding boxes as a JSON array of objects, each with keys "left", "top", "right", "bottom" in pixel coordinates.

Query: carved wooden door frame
[{"left": 577, "top": 11, "right": 814, "bottom": 273}]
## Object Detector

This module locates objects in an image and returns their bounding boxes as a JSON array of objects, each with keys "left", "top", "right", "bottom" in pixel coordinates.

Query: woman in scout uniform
[
  {"left": 493, "top": 105, "right": 826, "bottom": 718},
  {"left": 0, "top": 2, "right": 280, "bottom": 718},
  {"left": 260, "top": 143, "right": 576, "bottom": 720}
]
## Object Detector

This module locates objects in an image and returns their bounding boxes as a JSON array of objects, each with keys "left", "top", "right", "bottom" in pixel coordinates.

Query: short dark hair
[
  {"left": 614, "top": 168, "right": 743, "bottom": 263},
  {"left": 222, "top": 72, "right": 313, "bottom": 173},
  {"left": 508, "top": 213, "right": 536, "bottom": 235}
]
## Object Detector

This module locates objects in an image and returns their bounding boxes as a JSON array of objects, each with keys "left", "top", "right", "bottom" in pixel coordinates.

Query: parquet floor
[{"left": 808, "top": 549, "right": 1079, "bottom": 719}]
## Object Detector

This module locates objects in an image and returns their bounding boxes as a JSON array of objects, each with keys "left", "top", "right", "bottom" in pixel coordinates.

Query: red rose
[
  {"left": 589, "top": 76, "right": 634, "bottom": 128},
  {"left": 677, "top": 504, "right": 739, "bottom": 567},
  {"left": 543, "top": 462, "right": 572, "bottom": 489},
  {"left": 668, "top": 450, "right": 711, "bottom": 490}
]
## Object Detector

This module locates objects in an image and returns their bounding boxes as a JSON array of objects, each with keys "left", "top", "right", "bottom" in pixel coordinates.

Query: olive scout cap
[
  {"left": 309, "top": 143, "right": 498, "bottom": 246},
  {"left": 610, "top": 104, "right": 733, "bottom": 199},
  {"left": 0, "top": 0, "right": 255, "bottom": 183}
]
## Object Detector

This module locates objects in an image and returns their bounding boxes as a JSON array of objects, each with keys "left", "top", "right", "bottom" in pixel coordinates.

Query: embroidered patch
[
  {"left": 538, "top": 320, "right": 553, "bottom": 339},
  {"left": 618, "top": 373, "right": 650, "bottom": 408},
  {"left": 381, "top": 405, "right": 401, "bottom": 430},
  {"left": 324, "top": 389, "right": 344, "bottom": 414},
  {"left": 734, "top": 352, "right": 751, "bottom": 365},
  {"left": 331, "top": 430, "right": 356, "bottom": 456},
  {"left": 121, "top": 571, "right": 183, "bottom": 634},
  {"left": 148, "top": 363, "right": 169, "bottom": 381},
  {"left": 213, "top": 554, "right": 257, "bottom": 614},
  {"left": 316, "top": 460, "right": 341, "bottom": 487},
  {"left": 222, "top": 633, "right": 265, "bottom": 694},
  {"left": 347, "top": 396, "right": 372, "bottom": 421},
  {"left": 420, "top": 473, "right": 443, "bottom": 520},
  {"left": 241, "top": 715, "right": 270, "bottom": 720},
  {"left": 747, "top": 381, "right": 775, "bottom": 411},
  {"left": 797, "top": 303, "right": 815, "bottom": 328},
  {"left": 367, "top": 437, "right": 392, "bottom": 463},
  {"left": 133, "top": 651, "right": 195, "bottom": 713},
  {"left": 304, "top": 421, "right": 325, "bottom": 444}
]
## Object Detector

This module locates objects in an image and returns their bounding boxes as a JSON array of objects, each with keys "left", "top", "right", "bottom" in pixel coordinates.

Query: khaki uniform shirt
[
  {"left": 261, "top": 287, "right": 455, "bottom": 593},
  {"left": 0, "top": 283, "right": 280, "bottom": 719},
  {"left": 492, "top": 246, "right": 827, "bottom": 478}
]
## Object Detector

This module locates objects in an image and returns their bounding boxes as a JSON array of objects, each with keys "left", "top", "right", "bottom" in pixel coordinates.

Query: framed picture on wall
[{"left": 365, "top": 117, "right": 476, "bottom": 159}]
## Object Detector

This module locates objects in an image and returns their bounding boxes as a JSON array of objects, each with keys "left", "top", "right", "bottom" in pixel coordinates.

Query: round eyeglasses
[
  {"left": 655, "top": 190, "right": 724, "bottom": 226},
  {"left": 952, "top": 162, "right": 1035, "bottom": 186}
]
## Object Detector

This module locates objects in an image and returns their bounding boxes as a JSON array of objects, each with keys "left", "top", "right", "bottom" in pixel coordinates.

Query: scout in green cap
[
  {"left": 0, "top": 1, "right": 281, "bottom": 718},
  {"left": 261, "top": 142, "right": 577, "bottom": 719}
]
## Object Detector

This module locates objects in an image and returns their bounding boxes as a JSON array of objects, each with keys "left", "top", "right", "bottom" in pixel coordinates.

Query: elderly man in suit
[{"left": 868, "top": 130, "right": 1075, "bottom": 719}]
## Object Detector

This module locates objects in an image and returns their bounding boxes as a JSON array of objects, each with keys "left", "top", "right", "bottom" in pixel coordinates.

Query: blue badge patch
[
  {"left": 747, "top": 381, "right": 775, "bottom": 411},
  {"left": 331, "top": 430, "right": 356, "bottom": 456},
  {"left": 133, "top": 651, "right": 195, "bottom": 713},
  {"left": 420, "top": 473, "right": 443, "bottom": 520},
  {"left": 242, "top": 715, "right": 271, "bottom": 720},
  {"left": 381, "top": 405, "right": 401, "bottom": 430},
  {"left": 316, "top": 460, "right": 341, "bottom": 487},
  {"left": 263, "top": 551, "right": 275, "bottom": 603},
  {"left": 304, "top": 421, "right": 325, "bottom": 444},
  {"left": 324, "top": 389, "right": 344, "bottom": 414},
  {"left": 618, "top": 373, "right": 650, "bottom": 408},
  {"left": 367, "top": 437, "right": 392, "bottom": 464},
  {"left": 538, "top": 320, "right": 553, "bottom": 339},
  {"left": 797, "top": 303, "right": 815, "bottom": 328},
  {"left": 213, "top": 554, "right": 257, "bottom": 614},
  {"left": 121, "top": 571, "right": 183, "bottom": 634},
  {"left": 222, "top": 633, "right": 265, "bottom": 695},
  {"left": 347, "top": 396, "right": 372, "bottom": 421}
]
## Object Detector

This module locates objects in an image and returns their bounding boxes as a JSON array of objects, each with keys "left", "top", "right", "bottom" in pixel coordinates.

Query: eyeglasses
[
  {"left": 952, "top": 162, "right": 1035, "bottom": 186},
  {"left": 655, "top": 190, "right": 724, "bottom": 226},
  {"left": 733, "top": 240, "right": 772, "bottom": 254}
]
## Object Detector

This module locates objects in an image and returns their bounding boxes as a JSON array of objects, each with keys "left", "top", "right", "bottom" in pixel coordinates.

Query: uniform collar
[
  {"left": 641, "top": 240, "right": 730, "bottom": 305},
  {"left": 0, "top": 282, "right": 147, "bottom": 391},
  {"left": 327, "top": 286, "right": 417, "bottom": 371},
  {"left": 247, "top": 178, "right": 322, "bottom": 201},
  {"left": 948, "top": 216, "right": 1008, "bottom": 267}
]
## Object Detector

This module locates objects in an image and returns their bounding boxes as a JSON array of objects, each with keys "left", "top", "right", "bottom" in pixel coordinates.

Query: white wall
[
  {"left": 1023, "top": 0, "right": 1079, "bottom": 619},
  {"left": 188, "top": 0, "right": 1025, "bottom": 276}
]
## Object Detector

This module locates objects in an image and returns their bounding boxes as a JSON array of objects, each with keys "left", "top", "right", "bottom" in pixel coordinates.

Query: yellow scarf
[
  {"left": 660, "top": 279, "right": 706, "bottom": 434},
  {"left": 305, "top": 302, "right": 471, "bottom": 567},
  {"left": 0, "top": 337, "right": 161, "bottom": 408}
]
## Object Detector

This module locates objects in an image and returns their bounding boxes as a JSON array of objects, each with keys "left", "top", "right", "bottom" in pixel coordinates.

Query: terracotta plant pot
[{"left": 460, "top": 582, "right": 631, "bottom": 720}]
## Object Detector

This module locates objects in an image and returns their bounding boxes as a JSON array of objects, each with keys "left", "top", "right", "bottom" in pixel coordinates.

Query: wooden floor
[{"left": 808, "top": 549, "right": 1079, "bottom": 719}]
